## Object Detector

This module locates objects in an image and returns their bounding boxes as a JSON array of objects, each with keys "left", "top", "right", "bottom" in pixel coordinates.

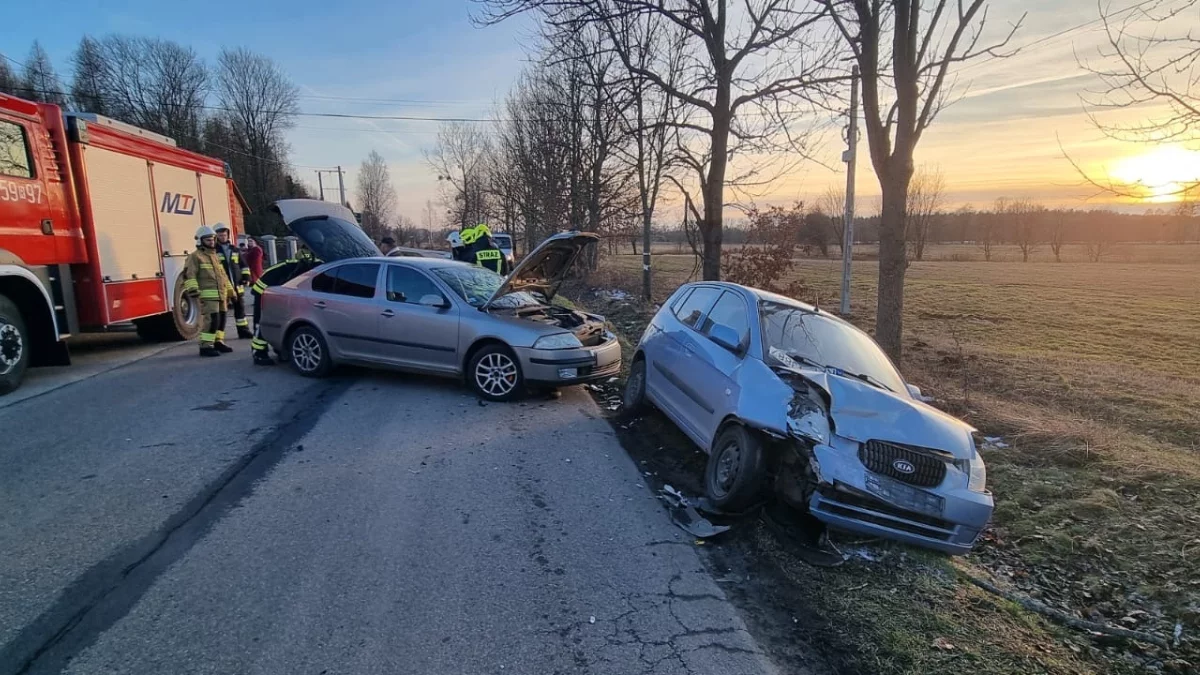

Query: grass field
[{"left": 584, "top": 247, "right": 1200, "bottom": 673}]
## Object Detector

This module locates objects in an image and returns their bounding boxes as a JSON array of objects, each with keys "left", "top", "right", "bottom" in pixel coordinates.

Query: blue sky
[{"left": 3, "top": 0, "right": 1192, "bottom": 218}]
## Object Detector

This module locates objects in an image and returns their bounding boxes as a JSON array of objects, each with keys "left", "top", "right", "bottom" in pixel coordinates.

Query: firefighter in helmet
[
  {"left": 183, "top": 226, "right": 235, "bottom": 357},
  {"left": 461, "top": 224, "right": 506, "bottom": 275},
  {"left": 447, "top": 231, "right": 468, "bottom": 262},
  {"left": 249, "top": 245, "right": 322, "bottom": 366},
  {"left": 212, "top": 223, "right": 253, "bottom": 339}
]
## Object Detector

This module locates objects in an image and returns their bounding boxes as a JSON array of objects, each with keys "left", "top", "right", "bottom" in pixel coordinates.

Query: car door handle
[
  {"left": 313, "top": 301, "right": 326, "bottom": 309},
  {"left": 381, "top": 309, "right": 395, "bottom": 318}
]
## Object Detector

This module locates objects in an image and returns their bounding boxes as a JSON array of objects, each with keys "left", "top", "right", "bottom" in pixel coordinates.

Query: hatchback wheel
[
  {"left": 469, "top": 344, "right": 524, "bottom": 402},
  {"left": 287, "top": 326, "right": 332, "bottom": 377},
  {"left": 621, "top": 358, "right": 648, "bottom": 415},
  {"left": 705, "top": 425, "right": 767, "bottom": 511}
]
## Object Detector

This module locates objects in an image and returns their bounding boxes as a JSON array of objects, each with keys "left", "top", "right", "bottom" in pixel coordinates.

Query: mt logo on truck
[
  {"left": 0, "top": 93, "right": 248, "bottom": 395},
  {"left": 160, "top": 192, "right": 197, "bottom": 215}
]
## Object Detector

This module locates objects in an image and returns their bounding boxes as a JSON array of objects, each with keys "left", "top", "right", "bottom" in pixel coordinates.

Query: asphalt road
[{"left": 0, "top": 335, "right": 780, "bottom": 675}]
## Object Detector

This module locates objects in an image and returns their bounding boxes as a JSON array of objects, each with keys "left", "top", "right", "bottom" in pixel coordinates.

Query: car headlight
[
  {"left": 534, "top": 332, "right": 583, "bottom": 350},
  {"left": 786, "top": 392, "right": 829, "bottom": 444},
  {"left": 967, "top": 451, "right": 987, "bottom": 492}
]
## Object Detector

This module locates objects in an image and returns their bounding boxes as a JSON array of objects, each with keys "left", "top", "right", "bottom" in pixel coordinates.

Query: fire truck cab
[{"left": 0, "top": 93, "right": 246, "bottom": 395}]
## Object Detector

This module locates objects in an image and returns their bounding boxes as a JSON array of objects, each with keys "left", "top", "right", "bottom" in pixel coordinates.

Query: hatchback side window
[
  {"left": 386, "top": 265, "right": 443, "bottom": 304},
  {"left": 672, "top": 287, "right": 720, "bottom": 329},
  {"left": 333, "top": 263, "right": 380, "bottom": 298},
  {"left": 701, "top": 291, "right": 751, "bottom": 346},
  {"left": 0, "top": 120, "right": 34, "bottom": 179}
]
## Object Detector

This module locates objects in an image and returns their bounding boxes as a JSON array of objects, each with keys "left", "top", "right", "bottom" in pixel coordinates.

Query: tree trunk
[
  {"left": 876, "top": 179, "right": 909, "bottom": 362},
  {"left": 701, "top": 111, "right": 731, "bottom": 281}
]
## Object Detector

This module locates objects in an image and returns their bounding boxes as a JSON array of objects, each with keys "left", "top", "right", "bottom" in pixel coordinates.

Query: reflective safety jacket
[
  {"left": 466, "top": 237, "right": 508, "bottom": 275},
  {"left": 215, "top": 242, "right": 250, "bottom": 289},
  {"left": 183, "top": 247, "right": 233, "bottom": 312},
  {"left": 251, "top": 257, "right": 322, "bottom": 298}
]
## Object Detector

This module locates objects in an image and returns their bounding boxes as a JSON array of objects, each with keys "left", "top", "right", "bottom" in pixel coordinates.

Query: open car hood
[
  {"left": 482, "top": 231, "right": 599, "bottom": 308},
  {"left": 271, "top": 199, "right": 380, "bottom": 262}
]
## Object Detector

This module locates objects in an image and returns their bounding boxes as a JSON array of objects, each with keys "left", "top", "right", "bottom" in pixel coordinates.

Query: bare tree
[
  {"left": 70, "top": 36, "right": 108, "bottom": 114},
  {"left": 981, "top": 198, "right": 1008, "bottom": 262},
  {"left": 357, "top": 150, "right": 398, "bottom": 243},
  {"left": 1079, "top": 0, "right": 1199, "bottom": 198},
  {"left": 213, "top": 47, "right": 299, "bottom": 221},
  {"left": 1049, "top": 210, "right": 1067, "bottom": 262},
  {"left": 476, "top": 0, "right": 842, "bottom": 281},
  {"left": 427, "top": 122, "right": 494, "bottom": 230},
  {"left": 20, "top": 42, "right": 68, "bottom": 107},
  {"left": 820, "top": 0, "right": 1022, "bottom": 360},
  {"left": 906, "top": 164, "right": 945, "bottom": 261},
  {"left": 92, "top": 36, "right": 208, "bottom": 149},
  {"left": 819, "top": 185, "right": 847, "bottom": 251},
  {"left": 1011, "top": 199, "right": 1044, "bottom": 262},
  {"left": 1085, "top": 223, "right": 1113, "bottom": 262},
  {"left": 0, "top": 54, "right": 20, "bottom": 97}
]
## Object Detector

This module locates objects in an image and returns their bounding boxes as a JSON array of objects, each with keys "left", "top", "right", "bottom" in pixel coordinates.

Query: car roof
[{"left": 680, "top": 281, "right": 848, "bottom": 322}]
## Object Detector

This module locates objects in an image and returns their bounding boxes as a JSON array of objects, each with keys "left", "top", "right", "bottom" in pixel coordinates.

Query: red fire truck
[{"left": 0, "top": 93, "right": 247, "bottom": 394}]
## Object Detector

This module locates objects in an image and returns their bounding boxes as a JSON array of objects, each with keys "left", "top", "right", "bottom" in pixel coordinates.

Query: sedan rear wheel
[
  {"left": 469, "top": 344, "right": 524, "bottom": 402},
  {"left": 287, "top": 326, "right": 332, "bottom": 378}
]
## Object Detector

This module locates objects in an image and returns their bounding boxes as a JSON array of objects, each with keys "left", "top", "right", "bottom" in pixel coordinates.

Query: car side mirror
[
  {"left": 906, "top": 383, "right": 929, "bottom": 401},
  {"left": 419, "top": 294, "right": 449, "bottom": 308},
  {"left": 708, "top": 323, "right": 742, "bottom": 354}
]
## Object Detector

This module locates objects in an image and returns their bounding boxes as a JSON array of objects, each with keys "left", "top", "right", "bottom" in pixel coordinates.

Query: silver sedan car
[
  {"left": 624, "top": 282, "right": 993, "bottom": 554},
  {"left": 259, "top": 223, "right": 621, "bottom": 401}
]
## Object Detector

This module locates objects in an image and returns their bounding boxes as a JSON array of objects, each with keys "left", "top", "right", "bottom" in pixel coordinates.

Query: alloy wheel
[
  {"left": 292, "top": 333, "right": 322, "bottom": 373},
  {"left": 475, "top": 352, "right": 518, "bottom": 397}
]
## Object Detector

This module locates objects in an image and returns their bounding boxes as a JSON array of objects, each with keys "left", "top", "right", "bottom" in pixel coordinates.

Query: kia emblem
[{"left": 892, "top": 459, "right": 916, "bottom": 474}]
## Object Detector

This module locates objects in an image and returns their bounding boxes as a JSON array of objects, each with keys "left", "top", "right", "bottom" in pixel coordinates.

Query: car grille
[{"left": 858, "top": 440, "right": 947, "bottom": 488}]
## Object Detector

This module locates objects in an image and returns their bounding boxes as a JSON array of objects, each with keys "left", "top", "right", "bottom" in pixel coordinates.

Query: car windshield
[
  {"left": 759, "top": 301, "right": 908, "bottom": 395},
  {"left": 493, "top": 234, "right": 512, "bottom": 248},
  {"left": 432, "top": 265, "right": 541, "bottom": 308}
]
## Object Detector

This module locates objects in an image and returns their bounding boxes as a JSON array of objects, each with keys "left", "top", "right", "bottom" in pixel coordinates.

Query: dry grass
[
  {"left": 629, "top": 241, "right": 1200, "bottom": 264},
  {"left": 586, "top": 251, "right": 1200, "bottom": 673}
]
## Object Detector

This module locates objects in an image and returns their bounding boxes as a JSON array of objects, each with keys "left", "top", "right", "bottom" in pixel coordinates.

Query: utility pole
[
  {"left": 317, "top": 171, "right": 325, "bottom": 201},
  {"left": 336, "top": 165, "right": 346, "bottom": 206},
  {"left": 839, "top": 65, "right": 859, "bottom": 317}
]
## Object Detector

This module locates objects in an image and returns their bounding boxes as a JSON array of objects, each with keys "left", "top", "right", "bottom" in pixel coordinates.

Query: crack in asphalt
[{"left": 0, "top": 379, "right": 351, "bottom": 675}]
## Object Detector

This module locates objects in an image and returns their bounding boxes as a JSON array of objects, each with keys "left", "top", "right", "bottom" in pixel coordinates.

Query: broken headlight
[
  {"left": 955, "top": 444, "right": 988, "bottom": 493},
  {"left": 786, "top": 392, "right": 830, "bottom": 444}
]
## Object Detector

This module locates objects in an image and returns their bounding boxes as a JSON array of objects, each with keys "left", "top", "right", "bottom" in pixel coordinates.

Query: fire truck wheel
[
  {"left": 167, "top": 276, "right": 202, "bottom": 341},
  {"left": 0, "top": 295, "right": 30, "bottom": 395}
]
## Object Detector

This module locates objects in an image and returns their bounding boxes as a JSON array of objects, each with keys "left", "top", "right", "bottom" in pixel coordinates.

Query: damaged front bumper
[
  {"left": 515, "top": 337, "right": 622, "bottom": 386},
  {"left": 805, "top": 440, "right": 993, "bottom": 555}
]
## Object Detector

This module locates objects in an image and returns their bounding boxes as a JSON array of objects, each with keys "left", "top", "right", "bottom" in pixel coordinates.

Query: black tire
[
  {"left": 165, "top": 275, "right": 201, "bottom": 341},
  {"left": 468, "top": 343, "right": 524, "bottom": 402},
  {"left": 621, "top": 357, "right": 648, "bottom": 415},
  {"left": 0, "top": 295, "right": 31, "bottom": 396},
  {"left": 705, "top": 425, "right": 767, "bottom": 511},
  {"left": 286, "top": 325, "right": 333, "bottom": 378}
]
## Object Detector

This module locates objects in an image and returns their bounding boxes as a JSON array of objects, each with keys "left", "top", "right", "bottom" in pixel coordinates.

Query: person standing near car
[
  {"left": 461, "top": 224, "right": 506, "bottom": 275},
  {"left": 183, "top": 226, "right": 234, "bottom": 357},
  {"left": 249, "top": 246, "right": 321, "bottom": 366},
  {"left": 242, "top": 237, "right": 264, "bottom": 284},
  {"left": 447, "top": 231, "right": 468, "bottom": 262},
  {"left": 380, "top": 236, "right": 397, "bottom": 256},
  {"left": 213, "top": 224, "right": 253, "bottom": 339}
]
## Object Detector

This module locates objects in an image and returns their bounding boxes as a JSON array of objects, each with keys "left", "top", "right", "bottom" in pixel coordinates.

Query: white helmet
[
  {"left": 213, "top": 223, "right": 231, "bottom": 233},
  {"left": 195, "top": 226, "right": 216, "bottom": 240},
  {"left": 447, "top": 231, "right": 464, "bottom": 248}
]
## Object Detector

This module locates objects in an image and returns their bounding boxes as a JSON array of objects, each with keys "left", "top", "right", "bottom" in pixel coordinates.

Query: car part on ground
[
  {"left": 657, "top": 485, "right": 731, "bottom": 539},
  {"left": 630, "top": 280, "right": 994, "bottom": 555}
]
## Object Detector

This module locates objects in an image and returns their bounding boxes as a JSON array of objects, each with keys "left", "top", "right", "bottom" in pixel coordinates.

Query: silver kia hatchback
[
  {"left": 259, "top": 202, "right": 620, "bottom": 401},
  {"left": 624, "top": 282, "right": 993, "bottom": 554}
]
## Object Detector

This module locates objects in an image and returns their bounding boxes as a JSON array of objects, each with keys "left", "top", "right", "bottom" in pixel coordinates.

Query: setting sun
[{"left": 1111, "top": 145, "right": 1200, "bottom": 202}]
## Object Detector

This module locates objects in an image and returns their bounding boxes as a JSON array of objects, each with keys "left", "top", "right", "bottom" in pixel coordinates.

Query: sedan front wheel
[{"left": 469, "top": 344, "right": 524, "bottom": 402}]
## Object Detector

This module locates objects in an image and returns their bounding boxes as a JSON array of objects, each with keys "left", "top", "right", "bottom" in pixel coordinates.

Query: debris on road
[
  {"left": 982, "top": 435, "right": 1009, "bottom": 449},
  {"left": 589, "top": 616, "right": 596, "bottom": 624},
  {"left": 931, "top": 637, "right": 956, "bottom": 651},
  {"left": 657, "top": 485, "right": 731, "bottom": 539}
]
